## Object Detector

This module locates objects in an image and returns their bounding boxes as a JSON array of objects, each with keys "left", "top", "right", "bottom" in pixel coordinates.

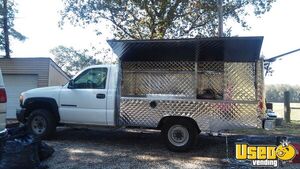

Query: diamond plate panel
[
  {"left": 224, "top": 62, "right": 256, "bottom": 101},
  {"left": 120, "top": 61, "right": 263, "bottom": 132},
  {"left": 256, "top": 60, "right": 264, "bottom": 100},
  {"left": 256, "top": 60, "right": 266, "bottom": 119},
  {"left": 122, "top": 62, "right": 195, "bottom": 97},
  {"left": 120, "top": 98, "right": 260, "bottom": 131},
  {"left": 123, "top": 61, "right": 194, "bottom": 71},
  {"left": 198, "top": 62, "right": 224, "bottom": 72}
]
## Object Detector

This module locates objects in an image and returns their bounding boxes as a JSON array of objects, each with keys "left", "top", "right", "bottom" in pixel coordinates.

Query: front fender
[{"left": 22, "top": 97, "right": 60, "bottom": 123}]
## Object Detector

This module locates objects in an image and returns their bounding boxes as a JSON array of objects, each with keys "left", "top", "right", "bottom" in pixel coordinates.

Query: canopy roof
[{"left": 107, "top": 36, "right": 263, "bottom": 62}]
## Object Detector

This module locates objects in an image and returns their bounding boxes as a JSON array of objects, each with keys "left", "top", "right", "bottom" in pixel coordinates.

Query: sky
[{"left": 7, "top": 0, "right": 300, "bottom": 85}]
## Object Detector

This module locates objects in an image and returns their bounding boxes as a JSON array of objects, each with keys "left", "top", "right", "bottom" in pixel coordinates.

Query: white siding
[
  {"left": 3, "top": 74, "right": 38, "bottom": 119},
  {"left": 48, "top": 61, "right": 69, "bottom": 86},
  {"left": 0, "top": 58, "right": 69, "bottom": 119},
  {"left": 0, "top": 58, "right": 49, "bottom": 87}
]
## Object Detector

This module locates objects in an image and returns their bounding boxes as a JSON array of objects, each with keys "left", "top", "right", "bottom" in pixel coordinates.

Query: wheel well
[
  {"left": 157, "top": 116, "right": 201, "bottom": 133},
  {"left": 24, "top": 98, "right": 60, "bottom": 123}
]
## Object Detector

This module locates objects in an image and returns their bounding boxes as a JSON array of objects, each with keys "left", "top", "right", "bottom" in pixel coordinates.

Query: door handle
[{"left": 96, "top": 93, "right": 105, "bottom": 99}]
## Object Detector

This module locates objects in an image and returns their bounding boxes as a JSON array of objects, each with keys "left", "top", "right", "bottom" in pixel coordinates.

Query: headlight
[{"left": 19, "top": 95, "right": 23, "bottom": 106}]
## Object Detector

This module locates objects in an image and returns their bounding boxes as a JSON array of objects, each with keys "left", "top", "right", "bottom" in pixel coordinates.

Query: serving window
[
  {"left": 121, "top": 61, "right": 256, "bottom": 102},
  {"left": 197, "top": 62, "right": 224, "bottom": 100}
]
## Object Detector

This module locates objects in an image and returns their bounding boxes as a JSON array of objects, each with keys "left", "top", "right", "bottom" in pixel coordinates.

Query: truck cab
[{"left": 17, "top": 64, "right": 119, "bottom": 138}]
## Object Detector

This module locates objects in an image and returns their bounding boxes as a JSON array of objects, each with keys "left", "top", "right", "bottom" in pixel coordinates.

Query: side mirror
[{"left": 68, "top": 79, "right": 75, "bottom": 89}]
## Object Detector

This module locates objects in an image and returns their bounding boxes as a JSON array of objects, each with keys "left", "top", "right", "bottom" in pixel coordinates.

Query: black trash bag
[
  {"left": 0, "top": 134, "right": 40, "bottom": 169},
  {"left": 38, "top": 142, "right": 54, "bottom": 161},
  {"left": 0, "top": 129, "right": 8, "bottom": 163},
  {"left": 6, "top": 126, "right": 28, "bottom": 140},
  {"left": 0, "top": 127, "right": 54, "bottom": 169}
]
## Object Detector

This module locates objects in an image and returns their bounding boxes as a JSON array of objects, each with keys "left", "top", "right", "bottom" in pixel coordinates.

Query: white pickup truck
[
  {"left": 17, "top": 37, "right": 266, "bottom": 151},
  {"left": 18, "top": 65, "right": 118, "bottom": 135},
  {"left": 0, "top": 69, "right": 7, "bottom": 139}
]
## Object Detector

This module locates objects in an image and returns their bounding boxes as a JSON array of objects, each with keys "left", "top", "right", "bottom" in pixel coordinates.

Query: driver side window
[{"left": 73, "top": 68, "right": 107, "bottom": 89}]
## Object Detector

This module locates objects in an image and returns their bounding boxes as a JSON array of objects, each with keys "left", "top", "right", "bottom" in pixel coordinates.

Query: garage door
[{"left": 3, "top": 74, "right": 38, "bottom": 119}]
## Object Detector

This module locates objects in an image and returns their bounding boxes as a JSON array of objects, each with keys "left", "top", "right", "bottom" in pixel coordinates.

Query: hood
[
  {"left": 24, "top": 86, "right": 63, "bottom": 94},
  {"left": 21, "top": 85, "right": 64, "bottom": 102}
]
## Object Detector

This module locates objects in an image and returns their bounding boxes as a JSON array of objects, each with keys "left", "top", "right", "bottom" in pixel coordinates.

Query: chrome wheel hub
[
  {"left": 31, "top": 116, "right": 46, "bottom": 134},
  {"left": 167, "top": 125, "right": 189, "bottom": 147}
]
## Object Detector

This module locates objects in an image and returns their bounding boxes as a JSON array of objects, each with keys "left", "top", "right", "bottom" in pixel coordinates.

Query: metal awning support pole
[
  {"left": 218, "top": 0, "right": 223, "bottom": 37},
  {"left": 264, "top": 48, "right": 300, "bottom": 76},
  {"left": 264, "top": 48, "right": 300, "bottom": 62}
]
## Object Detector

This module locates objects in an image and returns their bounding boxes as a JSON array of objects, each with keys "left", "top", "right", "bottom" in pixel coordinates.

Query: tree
[
  {"left": 266, "top": 84, "right": 300, "bottom": 103},
  {"left": 60, "top": 0, "right": 275, "bottom": 39},
  {"left": 50, "top": 45, "right": 102, "bottom": 76},
  {"left": 0, "top": 0, "right": 26, "bottom": 56}
]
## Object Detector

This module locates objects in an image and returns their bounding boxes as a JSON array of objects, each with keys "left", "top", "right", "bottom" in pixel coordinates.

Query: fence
[{"left": 284, "top": 91, "right": 300, "bottom": 122}]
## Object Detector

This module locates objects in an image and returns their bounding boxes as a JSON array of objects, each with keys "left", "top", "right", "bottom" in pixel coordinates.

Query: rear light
[{"left": 0, "top": 88, "right": 7, "bottom": 103}]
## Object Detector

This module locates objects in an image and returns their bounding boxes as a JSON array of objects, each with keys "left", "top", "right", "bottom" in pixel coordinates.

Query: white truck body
[
  {"left": 22, "top": 65, "right": 118, "bottom": 126},
  {"left": 16, "top": 37, "right": 266, "bottom": 151}
]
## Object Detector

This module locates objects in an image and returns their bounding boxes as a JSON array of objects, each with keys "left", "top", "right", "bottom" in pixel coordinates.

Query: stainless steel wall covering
[
  {"left": 122, "top": 62, "right": 195, "bottom": 98},
  {"left": 120, "top": 61, "right": 264, "bottom": 131}
]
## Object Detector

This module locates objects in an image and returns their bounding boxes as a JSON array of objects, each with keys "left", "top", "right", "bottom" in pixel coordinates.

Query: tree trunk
[
  {"left": 284, "top": 91, "right": 291, "bottom": 123},
  {"left": 3, "top": 0, "right": 10, "bottom": 58}
]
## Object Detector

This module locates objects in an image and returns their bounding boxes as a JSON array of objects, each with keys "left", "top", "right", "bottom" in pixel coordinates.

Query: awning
[{"left": 107, "top": 36, "right": 263, "bottom": 62}]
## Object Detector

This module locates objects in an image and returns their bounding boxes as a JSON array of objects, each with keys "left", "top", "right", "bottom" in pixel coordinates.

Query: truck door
[{"left": 59, "top": 67, "right": 108, "bottom": 125}]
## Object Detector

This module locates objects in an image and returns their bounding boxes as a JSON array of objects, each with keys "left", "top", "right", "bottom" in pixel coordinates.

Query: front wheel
[
  {"left": 162, "top": 119, "right": 198, "bottom": 152},
  {"left": 27, "top": 109, "right": 56, "bottom": 139}
]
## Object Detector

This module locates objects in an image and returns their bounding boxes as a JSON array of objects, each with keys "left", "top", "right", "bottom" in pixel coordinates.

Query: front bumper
[
  {"left": 0, "top": 128, "right": 8, "bottom": 141},
  {"left": 16, "top": 108, "right": 27, "bottom": 123}
]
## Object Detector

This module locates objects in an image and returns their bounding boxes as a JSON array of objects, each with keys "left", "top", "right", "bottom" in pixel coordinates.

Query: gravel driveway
[
  {"left": 41, "top": 128, "right": 226, "bottom": 169},
  {"left": 41, "top": 128, "right": 300, "bottom": 169}
]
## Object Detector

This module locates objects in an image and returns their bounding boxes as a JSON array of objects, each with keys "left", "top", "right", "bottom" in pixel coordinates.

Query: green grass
[
  {"left": 272, "top": 103, "right": 300, "bottom": 121},
  {"left": 229, "top": 120, "right": 300, "bottom": 136},
  {"left": 228, "top": 103, "right": 300, "bottom": 136}
]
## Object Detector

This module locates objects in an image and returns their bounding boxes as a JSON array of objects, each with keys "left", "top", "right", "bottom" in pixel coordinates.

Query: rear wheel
[
  {"left": 27, "top": 109, "right": 56, "bottom": 139},
  {"left": 162, "top": 119, "right": 198, "bottom": 152}
]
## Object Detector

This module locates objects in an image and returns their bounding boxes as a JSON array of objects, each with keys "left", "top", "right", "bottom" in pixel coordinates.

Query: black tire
[
  {"left": 162, "top": 119, "right": 198, "bottom": 152},
  {"left": 27, "top": 109, "right": 56, "bottom": 139}
]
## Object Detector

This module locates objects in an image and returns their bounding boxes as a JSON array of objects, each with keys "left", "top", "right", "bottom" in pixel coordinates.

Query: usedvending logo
[{"left": 235, "top": 140, "right": 296, "bottom": 167}]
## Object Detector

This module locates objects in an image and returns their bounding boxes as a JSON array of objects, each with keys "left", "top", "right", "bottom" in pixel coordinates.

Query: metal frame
[{"left": 119, "top": 60, "right": 265, "bottom": 132}]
